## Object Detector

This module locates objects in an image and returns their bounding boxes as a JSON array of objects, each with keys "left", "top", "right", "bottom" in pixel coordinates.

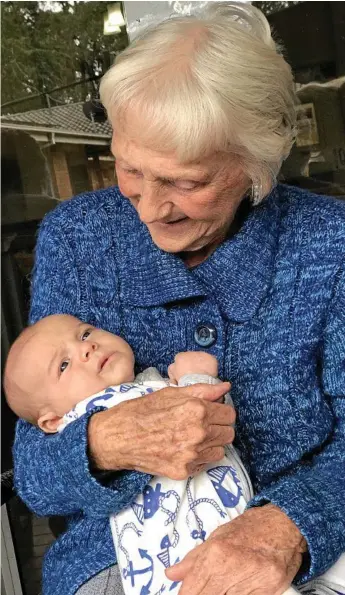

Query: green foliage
[{"left": 1, "top": 1, "right": 128, "bottom": 112}]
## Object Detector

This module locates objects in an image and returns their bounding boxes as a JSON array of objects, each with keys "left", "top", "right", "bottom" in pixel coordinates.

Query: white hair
[{"left": 100, "top": 2, "right": 297, "bottom": 201}]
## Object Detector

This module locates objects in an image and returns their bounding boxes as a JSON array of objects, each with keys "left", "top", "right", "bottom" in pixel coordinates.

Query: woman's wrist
[
  {"left": 261, "top": 504, "right": 307, "bottom": 555},
  {"left": 87, "top": 408, "right": 125, "bottom": 471}
]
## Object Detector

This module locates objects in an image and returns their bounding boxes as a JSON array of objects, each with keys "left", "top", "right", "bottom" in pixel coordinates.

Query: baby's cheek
[{"left": 67, "top": 377, "right": 108, "bottom": 411}]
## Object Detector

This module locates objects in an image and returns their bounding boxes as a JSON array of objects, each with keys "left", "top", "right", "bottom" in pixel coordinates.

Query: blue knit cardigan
[{"left": 13, "top": 184, "right": 345, "bottom": 595}]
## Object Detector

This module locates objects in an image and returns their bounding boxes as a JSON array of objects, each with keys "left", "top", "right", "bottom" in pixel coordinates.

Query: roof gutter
[
  {"left": 1, "top": 121, "right": 111, "bottom": 146},
  {"left": 41, "top": 131, "right": 56, "bottom": 149}
]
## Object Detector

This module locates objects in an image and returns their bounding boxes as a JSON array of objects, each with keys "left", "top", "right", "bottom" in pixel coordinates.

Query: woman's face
[{"left": 111, "top": 130, "right": 250, "bottom": 257}]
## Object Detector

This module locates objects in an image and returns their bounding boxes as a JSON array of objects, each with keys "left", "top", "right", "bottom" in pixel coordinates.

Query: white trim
[{"left": 1, "top": 122, "right": 111, "bottom": 145}]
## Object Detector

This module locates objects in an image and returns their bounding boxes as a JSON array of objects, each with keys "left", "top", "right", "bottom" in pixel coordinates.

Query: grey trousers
[{"left": 76, "top": 565, "right": 125, "bottom": 595}]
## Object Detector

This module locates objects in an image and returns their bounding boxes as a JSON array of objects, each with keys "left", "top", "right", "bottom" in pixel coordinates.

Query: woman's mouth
[{"left": 157, "top": 217, "right": 188, "bottom": 226}]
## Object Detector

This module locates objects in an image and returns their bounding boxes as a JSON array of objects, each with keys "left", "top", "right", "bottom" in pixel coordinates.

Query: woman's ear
[{"left": 37, "top": 412, "right": 63, "bottom": 434}]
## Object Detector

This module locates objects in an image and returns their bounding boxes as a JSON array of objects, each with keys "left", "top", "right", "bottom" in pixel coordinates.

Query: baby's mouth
[{"left": 99, "top": 353, "right": 114, "bottom": 372}]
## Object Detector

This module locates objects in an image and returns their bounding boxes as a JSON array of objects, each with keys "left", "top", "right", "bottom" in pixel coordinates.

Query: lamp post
[{"left": 103, "top": 2, "right": 125, "bottom": 36}]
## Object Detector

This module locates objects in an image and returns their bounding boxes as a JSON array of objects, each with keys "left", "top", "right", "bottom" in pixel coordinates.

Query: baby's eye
[
  {"left": 60, "top": 360, "right": 69, "bottom": 373},
  {"left": 81, "top": 329, "right": 91, "bottom": 341}
]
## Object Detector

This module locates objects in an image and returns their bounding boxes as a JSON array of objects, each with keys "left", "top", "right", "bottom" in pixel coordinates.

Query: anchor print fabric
[
  {"left": 60, "top": 372, "right": 253, "bottom": 595},
  {"left": 59, "top": 375, "right": 345, "bottom": 595},
  {"left": 59, "top": 370, "right": 345, "bottom": 595},
  {"left": 111, "top": 453, "right": 252, "bottom": 595}
]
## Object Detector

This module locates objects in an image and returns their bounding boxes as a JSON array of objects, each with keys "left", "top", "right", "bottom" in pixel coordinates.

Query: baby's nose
[{"left": 80, "top": 341, "right": 98, "bottom": 361}]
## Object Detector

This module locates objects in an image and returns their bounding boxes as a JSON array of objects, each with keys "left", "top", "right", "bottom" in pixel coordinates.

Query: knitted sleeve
[
  {"left": 13, "top": 210, "right": 151, "bottom": 518},
  {"left": 250, "top": 266, "right": 345, "bottom": 583}
]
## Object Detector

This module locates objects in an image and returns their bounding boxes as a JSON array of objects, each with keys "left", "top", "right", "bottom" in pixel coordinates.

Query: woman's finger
[
  {"left": 187, "top": 448, "right": 226, "bottom": 475},
  {"left": 166, "top": 548, "right": 211, "bottom": 595},
  {"left": 179, "top": 576, "right": 211, "bottom": 595},
  {"left": 166, "top": 548, "right": 199, "bottom": 581},
  {"left": 177, "top": 560, "right": 213, "bottom": 595},
  {"left": 196, "top": 425, "right": 235, "bottom": 451},
  {"left": 195, "top": 446, "right": 225, "bottom": 465},
  {"left": 206, "top": 401, "right": 236, "bottom": 426},
  {"left": 189, "top": 463, "right": 207, "bottom": 475},
  {"left": 188, "top": 382, "right": 231, "bottom": 402},
  {"left": 187, "top": 576, "right": 222, "bottom": 595}
]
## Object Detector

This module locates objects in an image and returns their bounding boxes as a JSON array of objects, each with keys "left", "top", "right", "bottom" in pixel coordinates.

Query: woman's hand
[
  {"left": 166, "top": 504, "right": 307, "bottom": 595},
  {"left": 88, "top": 382, "right": 234, "bottom": 478}
]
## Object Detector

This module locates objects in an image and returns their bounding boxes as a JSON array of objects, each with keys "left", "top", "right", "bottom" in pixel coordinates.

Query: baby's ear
[{"left": 37, "top": 412, "right": 63, "bottom": 434}]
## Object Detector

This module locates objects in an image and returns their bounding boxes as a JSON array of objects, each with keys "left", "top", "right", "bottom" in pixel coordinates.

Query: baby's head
[{"left": 4, "top": 314, "right": 135, "bottom": 433}]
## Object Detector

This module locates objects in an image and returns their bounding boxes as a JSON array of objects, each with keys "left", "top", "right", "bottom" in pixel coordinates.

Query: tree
[{"left": 1, "top": 1, "right": 128, "bottom": 112}]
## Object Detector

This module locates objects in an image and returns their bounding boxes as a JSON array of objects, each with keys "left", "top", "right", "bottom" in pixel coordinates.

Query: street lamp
[{"left": 104, "top": 2, "right": 125, "bottom": 36}]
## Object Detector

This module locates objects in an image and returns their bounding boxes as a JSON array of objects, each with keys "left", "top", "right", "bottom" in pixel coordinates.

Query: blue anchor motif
[
  {"left": 116, "top": 519, "right": 154, "bottom": 595},
  {"left": 85, "top": 387, "right": 116, "bottom": 412},
  {"left": 158, "top": 489, "right": 180, "bottom": 548},
  {"left": 157, "top": 536, "right": 181, "bottom": 591},
  {"left": 116, "top": 521, "right": 142, "bottom": 575},
  {"left": 119, "top": 383, "right": 136, "bottom": 393},
  {"left": 157, "top": 535, "right": 174, "bottom": 569},
  {"left": 186, "top": 477, "right": 226, "bottom": 542},
  {"left": 131, "top": 483, "right": 166, "bottom": 524},
  {"left": 138, "top": 387, "right": 154, "bottom": 396},
  {"left": 131, "top": 483, "right": 180, "bottom": 534},
  {"left": 122, "top": 549, "right": 154, "bottom": 595},
  {"left": 207, "top": 466, "right": 243, "bottom": 508},
  {"left": 157, "top": 535, "right": 172, "bottom": 568},
  {"left": 157, "top": 535, "right": 181, "bottom": 591}
]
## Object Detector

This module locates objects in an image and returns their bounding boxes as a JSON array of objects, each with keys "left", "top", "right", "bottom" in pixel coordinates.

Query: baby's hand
[{"left": 168, "top": 352, "right": 218, "bottom": 384}]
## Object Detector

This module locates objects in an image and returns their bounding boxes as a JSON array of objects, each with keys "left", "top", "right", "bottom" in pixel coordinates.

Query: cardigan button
[{"left": 194, "top": 323, "right": 217, "bottom": 348}]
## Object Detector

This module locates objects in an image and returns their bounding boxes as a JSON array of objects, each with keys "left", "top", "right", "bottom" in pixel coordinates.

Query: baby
[{"left": 5, "top": 315, "right": 342, "bottom": 595}]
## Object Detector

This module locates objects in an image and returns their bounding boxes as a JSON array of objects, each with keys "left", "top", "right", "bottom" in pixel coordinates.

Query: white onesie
[{"left": 59, "top": 370, "right": 344, "bottom": 595}]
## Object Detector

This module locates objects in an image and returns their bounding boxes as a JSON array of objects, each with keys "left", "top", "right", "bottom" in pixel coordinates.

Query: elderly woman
[{"left": 13, "top": 3, "right": 344, "bottom": 595}]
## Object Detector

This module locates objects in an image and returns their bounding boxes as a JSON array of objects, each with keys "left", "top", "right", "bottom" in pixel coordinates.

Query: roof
[{"left": 1, "top": 102, "right": 112, "bottom": 140}]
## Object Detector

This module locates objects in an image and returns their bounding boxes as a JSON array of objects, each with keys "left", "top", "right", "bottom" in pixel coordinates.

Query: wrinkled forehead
[
  {"left": 111, "top": 127, "right": 231, "bottom": 178},
  {"left": 110, "top": 106, "right": 218, "bottom": 167}
]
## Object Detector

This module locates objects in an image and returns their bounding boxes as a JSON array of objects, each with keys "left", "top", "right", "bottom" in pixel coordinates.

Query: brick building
[{"left": 1, "top": 102, "right": 115, "bottom": 226}]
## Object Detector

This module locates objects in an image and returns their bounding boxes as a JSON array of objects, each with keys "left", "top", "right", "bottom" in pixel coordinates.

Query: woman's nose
[
  {"left": 79, "top": 341, "right": 98, "bottom": 362},
  {"left": 137, "top": 181, "right": 171, "bottom": 224}
]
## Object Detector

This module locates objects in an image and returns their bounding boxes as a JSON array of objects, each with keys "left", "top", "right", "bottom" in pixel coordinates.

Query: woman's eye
[
  {"left": 123, "top": 167, "right": 141, "bottom": 176},
  {"left": 173, "top": 180, "right": 199, "bottom": 191},
  {"left": 81, "top": 330, "right": 91, "bottom": 341},
  {"left": 60, "top": 360, "right": 69, "bottom": 373}
]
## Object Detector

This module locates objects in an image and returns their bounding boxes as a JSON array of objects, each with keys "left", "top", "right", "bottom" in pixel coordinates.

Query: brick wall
[{"left": 50, "top": 147, "right": 73, "bottom": 200}]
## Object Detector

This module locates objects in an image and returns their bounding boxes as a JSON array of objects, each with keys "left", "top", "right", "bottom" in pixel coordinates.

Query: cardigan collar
[{"left": 118, "top": 187, "right": 282, "bottom": 322}]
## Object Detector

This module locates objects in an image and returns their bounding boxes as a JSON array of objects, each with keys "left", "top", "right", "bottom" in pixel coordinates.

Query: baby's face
[{"left": 20, "top": 315, "right": 135, "bottom": 417}]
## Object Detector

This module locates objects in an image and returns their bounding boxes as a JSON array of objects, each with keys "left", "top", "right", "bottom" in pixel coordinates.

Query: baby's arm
[
  {"left": 168, "top": 352, "right": 220, "bottom": 386},
  {"left": 169, "top": 351, "right": 234, "bottom": 407},
  {"left": 169, "top": 353, "right": 253, "bottom": 500}
]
